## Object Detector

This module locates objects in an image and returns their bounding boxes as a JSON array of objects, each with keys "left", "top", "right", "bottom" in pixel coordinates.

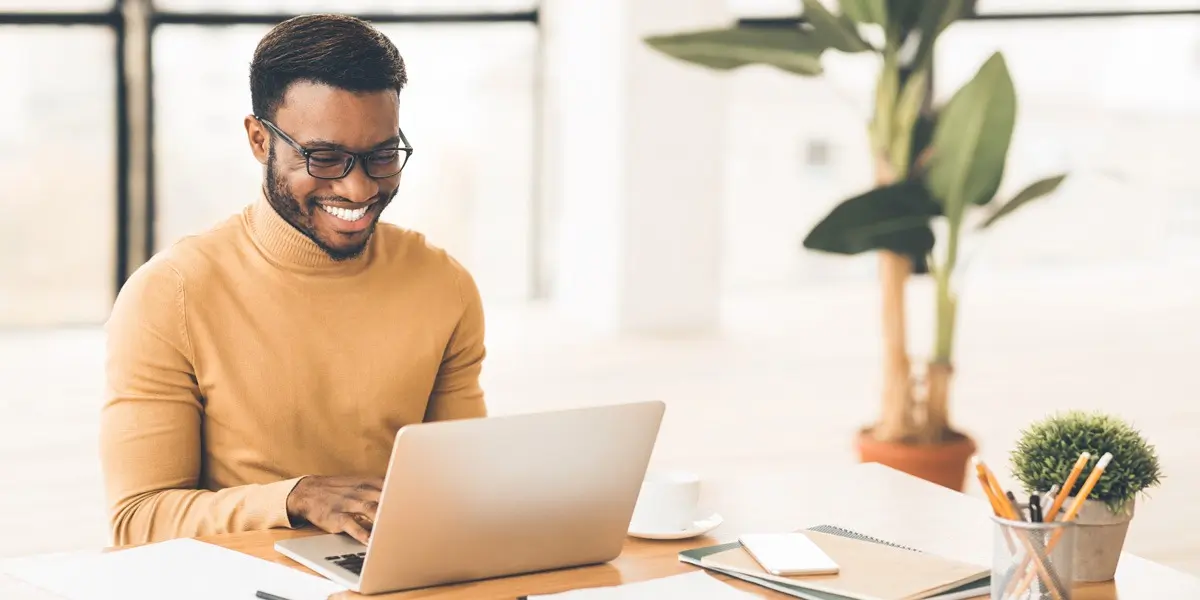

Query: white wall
[{"left": 540, "top": 0, "right": 730, "bottom": 336}]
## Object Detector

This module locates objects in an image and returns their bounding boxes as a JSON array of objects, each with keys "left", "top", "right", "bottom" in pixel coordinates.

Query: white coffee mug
[{"left": 629, "top": 470, "right": 700, "bottom": 532}]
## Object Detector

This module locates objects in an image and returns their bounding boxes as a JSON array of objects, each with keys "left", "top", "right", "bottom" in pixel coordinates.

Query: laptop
[{"left": 274, "top": 400, "right": 666, "bottom": 595}]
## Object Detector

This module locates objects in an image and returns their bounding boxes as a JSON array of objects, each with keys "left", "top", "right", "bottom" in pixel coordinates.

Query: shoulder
[
  {"left": 111, "top": 214, "right": 243, "bottom": 319},
  {"left": 372, "top": 222, "right": 481, "bottom": 307}
]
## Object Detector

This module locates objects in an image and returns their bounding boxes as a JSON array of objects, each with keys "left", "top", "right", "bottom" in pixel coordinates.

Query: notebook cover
[
  {"left": 679, "top": 526, "right": 989, "bottom": 600},
  {"left": 700, "top": 531, "right": 987, "bottom": 600}
]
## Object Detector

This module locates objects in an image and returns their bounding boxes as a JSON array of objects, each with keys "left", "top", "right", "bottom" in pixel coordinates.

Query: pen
[
  {"left": 1030, "top": 494, "right": 1042, "bottom": 522},
  {"left": 1009, "top": 453, "right": 1114, "bottom": 598},
  {"left": 1042, "top": 484, "right": 1059, "bottom": 517},
  {"left": 256, "top": 591, "right": 292, "bottom": 600},
  {"left": 1005, "top": 491, "right": 1025, "bottom": 521}
]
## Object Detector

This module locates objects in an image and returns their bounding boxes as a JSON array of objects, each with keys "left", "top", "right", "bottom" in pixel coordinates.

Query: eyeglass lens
[{"left": 307, "top": 148, "right": 407, "bottom": 179}]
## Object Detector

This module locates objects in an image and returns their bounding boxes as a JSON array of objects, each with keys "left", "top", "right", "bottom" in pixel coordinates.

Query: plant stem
[
  {"left": 876, "top": 250, "right": 918, "bottom": 442},
  {"left": 933, "top": 211, "right": 961, "bottom": 364},
  {"left": 871, "top": 155, "right": 918, "bottom": 443},
  {"left": 927, "top": 203, "right": 963, "bottom": 440}
]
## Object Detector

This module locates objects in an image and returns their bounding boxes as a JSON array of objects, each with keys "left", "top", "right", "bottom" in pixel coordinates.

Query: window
[
  {"left": 721, "top": 6, "right": 1200, "bottom": 290},
  {"left": 155, "top": 0, "right": 534, "bottom": 12},
  {"left": 0, "top": 1, "right": 540, "bottom": 326},
  {"left": 0, "top": 26, "right": 116, "bottom": 327},
  {"left": 934, "top": 16, "right": 1200, "bottom": 271},
  {"left": 154, "top": 22, "right": 538, "bottom": 302},
  {"left": 976, "top": 0, "right": 1200, "bottom": 13},
  {"left": 0, "top": 0, "right": 112, "bottom": 10}
]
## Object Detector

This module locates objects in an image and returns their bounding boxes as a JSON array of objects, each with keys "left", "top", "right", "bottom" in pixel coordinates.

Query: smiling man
[{"left": 98, "top": 14, "right": 487, "bottom": 547}]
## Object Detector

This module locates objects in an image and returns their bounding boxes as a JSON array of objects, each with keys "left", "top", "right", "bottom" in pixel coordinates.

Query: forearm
[{"left": 108, "top": 477, "right": 303, "bottom": 547}]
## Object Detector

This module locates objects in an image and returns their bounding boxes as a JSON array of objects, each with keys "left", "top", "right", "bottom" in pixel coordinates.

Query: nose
[{"left": 334, "top": 159, "right": 380, "bottom": 203}]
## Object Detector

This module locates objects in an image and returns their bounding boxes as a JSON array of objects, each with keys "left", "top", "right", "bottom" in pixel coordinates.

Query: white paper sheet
[
  {"left": 0, "top": 538, "right": 347, "bottom": 600},
  {"left": 526, "top": 571, "right": 759, "bottom": 599}
]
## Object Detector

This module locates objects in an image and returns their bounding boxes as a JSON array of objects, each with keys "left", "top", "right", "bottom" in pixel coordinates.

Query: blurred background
[{"left": 1, "top": 0, "right": 1198, "bottom": 577}]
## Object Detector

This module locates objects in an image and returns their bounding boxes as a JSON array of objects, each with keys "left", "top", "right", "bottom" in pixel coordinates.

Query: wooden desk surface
[{"left": 3, "top": 463, "right": 1198, "bottom": 599}]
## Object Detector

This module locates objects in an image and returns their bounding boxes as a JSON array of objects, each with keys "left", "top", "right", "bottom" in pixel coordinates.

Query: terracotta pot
[{"left": 855, "top": 428, "right": 977, "bottom": 491}]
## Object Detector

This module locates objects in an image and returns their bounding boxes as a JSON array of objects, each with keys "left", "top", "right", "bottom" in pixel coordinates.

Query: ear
[{"left": 244, "top": 115, "right": 270, "bottom": 164}]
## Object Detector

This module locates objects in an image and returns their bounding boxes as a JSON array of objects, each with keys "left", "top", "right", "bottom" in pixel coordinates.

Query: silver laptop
[{"left": 274, "top": 400, "right": 666, "bottom": 595}]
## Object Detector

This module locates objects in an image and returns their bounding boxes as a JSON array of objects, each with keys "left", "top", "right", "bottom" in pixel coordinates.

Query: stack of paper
[{"left": 0, "top": 538, "right": 347, "bottom": 600}]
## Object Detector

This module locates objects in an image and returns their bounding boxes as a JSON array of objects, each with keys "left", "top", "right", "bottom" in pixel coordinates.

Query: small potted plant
[{"left": 1009, "top": 411, "right": 1163, "bottom": 582}]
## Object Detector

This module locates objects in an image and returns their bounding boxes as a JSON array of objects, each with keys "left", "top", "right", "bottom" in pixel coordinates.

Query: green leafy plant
[
  {"left": 644, "top": 1, "right": 1069, "bottom": 447},
  {"left": 1010, "top": 411, "right": 1163, "bottom": 512}
]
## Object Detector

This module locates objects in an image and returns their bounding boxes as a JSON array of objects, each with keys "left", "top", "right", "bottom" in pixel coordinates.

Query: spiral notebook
[{"left": 679, "top": 525, "right": 989, "bottom": 600}]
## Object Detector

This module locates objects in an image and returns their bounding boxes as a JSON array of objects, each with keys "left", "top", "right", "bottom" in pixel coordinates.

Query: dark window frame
[
  {"left": 3, "top": 3, "right": 1196, "bottom": 299},
  {"left": 1, "top": 1, "right": 539, "bottom": 297}
]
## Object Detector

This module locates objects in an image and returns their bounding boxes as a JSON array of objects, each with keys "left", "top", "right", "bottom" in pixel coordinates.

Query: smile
[{"left": 320, "top": 204, "right": 370, "bottom": 222}]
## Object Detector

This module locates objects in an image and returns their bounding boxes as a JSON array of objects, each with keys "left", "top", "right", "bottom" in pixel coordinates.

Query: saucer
[{"left": 627, "top": 513, "right": 724, "bottom": 540}]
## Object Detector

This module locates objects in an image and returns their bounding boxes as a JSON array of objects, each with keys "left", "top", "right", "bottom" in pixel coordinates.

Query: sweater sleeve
[
  {"left": 424, "top": 265, "right": 488, "bottom": 422},
  {"left": 99, "top": 258, "right": 301, "bottom": 547}
]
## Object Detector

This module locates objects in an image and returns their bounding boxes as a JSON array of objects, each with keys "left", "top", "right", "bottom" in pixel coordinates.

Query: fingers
[
  {"left": 351, "top": 478, "right": 384, "bottom": 493},
  {"left": 339, "top": 513, "right": 372, "bottom": 546},
  {"left": 343, "top": 496, "right": 381, "bottom": 524}
]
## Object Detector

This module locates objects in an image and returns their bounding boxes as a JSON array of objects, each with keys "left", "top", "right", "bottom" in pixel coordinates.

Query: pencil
[
  {"left": 972, "top": 457, "right": 1016, "bottom": 555},
  {"left": 1003, "top": 453, "right": 1093, "bottom": 597},
  {"left": 976, "top": 457, "right": 1067, "bottom": 600},
  {"left": 1011, "top": 452, "right": 1114, "bottom": 598},
  {"left": 972, "top": 457, "right": 1006, "bottom": 516},
  {"left": 1060, "top": 452, "right": 1113, "bottom": 522},
  {"left": 1042, "top": 452, "right": 1090, "bottom": 522}
]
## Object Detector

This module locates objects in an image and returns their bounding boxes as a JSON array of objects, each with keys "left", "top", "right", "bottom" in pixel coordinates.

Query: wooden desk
[{"left": 3, "top": 463, "right": 1198, "bottom": 599}]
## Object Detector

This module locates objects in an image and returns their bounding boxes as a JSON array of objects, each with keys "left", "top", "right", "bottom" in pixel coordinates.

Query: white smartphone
[{"left": 738, "top": 533, "right": 840, "bottom": 576}]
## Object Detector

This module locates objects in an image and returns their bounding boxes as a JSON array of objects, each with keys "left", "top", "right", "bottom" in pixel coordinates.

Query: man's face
[{"left": 246, "top": 81, "right": 402, "bottom": 260}]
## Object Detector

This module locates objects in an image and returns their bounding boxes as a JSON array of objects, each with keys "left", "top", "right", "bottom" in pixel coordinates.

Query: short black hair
[{"left": 250, "top": 14, "right": 407, "bottom": 120}]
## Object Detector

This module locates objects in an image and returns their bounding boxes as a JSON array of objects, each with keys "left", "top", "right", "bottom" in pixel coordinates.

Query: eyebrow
[{"left": 304, "top": 135, "right": 402, "bottom": 151}]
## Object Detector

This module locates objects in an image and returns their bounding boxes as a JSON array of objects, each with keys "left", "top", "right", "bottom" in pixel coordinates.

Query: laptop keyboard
[{"left": 326, "top": 552, "right": 366, "bottom": 575}]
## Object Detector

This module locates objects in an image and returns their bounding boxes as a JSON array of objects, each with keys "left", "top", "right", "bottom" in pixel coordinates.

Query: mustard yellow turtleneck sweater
[{"left": 98, "top": 194, "right": 488, "bottom": 547}]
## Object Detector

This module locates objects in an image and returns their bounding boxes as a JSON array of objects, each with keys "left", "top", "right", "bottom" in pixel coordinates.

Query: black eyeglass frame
[{"left": 255, "top": 116, "right": 414, "bottom": 180}]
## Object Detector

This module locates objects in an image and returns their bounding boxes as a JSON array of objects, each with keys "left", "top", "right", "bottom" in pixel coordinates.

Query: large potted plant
[
  {"left": 1010, "top": 411, "right": 1163, "bottom": 581},
  {"left": 644, "top": 1, "right": 1068, "bottom": 490}
]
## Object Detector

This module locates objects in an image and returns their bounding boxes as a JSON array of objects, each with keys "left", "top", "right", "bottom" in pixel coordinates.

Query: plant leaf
[
  {"left": 979, "top": 174, "right": 1067, "bottom": 229},
  {"left": 910, "top": 110, "right": 938, "bottom": 172},
  {"left": 912, "top": 0, "right": 964, "bottom": 71},
  {"left": 870, "top": 52, "right": 900, "bottom": 158},
  {"left": 924, "top": 51, "right": 1017, "bottom": 216},
  {"left": 800, "top": 0, "right": 873, "bottom": 53},
  {"left": 643, "top": 27, "right": 828, "bottom": 76},
  {"left": 889, "top": 67, "right": 928, "bottom": 175},
  {"left": 885, "top": 0, "right": 925, "bottom": 47},
  {"left": 802, "top": 180, "right": 943, "bottom": 260},
  {"left": 841, "top": 0, "right": 888, "bottom": 25}
]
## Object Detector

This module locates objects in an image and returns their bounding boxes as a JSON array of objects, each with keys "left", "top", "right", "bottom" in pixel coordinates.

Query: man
[{"left": 98, "top": 14, "right": 487, "bottom": 548}]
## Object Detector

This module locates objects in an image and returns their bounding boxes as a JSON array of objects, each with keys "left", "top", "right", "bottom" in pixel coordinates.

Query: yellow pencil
[
  {"left": 1042, "top": 452, "right": 1090, "bottom": 522},
  {"left": 1011, "top": 452, "right": 1114, "bottom": 597},
  {"left": 1001, "top": 451, "right": 1091, "bottom": 597},
  {"left": 972, "top": 457, "right": 1016, "bottom": 554},
  {"left": 971, "top": 457, "right": 1005, "bottom": 516},
  {"left": 1060, "top": 452, "right": 1114, "bottom": 522},
  {"left": 976, "top": 457, "right": 1066, "bottom": 600}
]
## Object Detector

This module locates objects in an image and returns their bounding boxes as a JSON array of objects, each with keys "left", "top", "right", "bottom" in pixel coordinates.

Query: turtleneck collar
[{"left": 243, "top": 188, "right": 374, "bottom": 275}]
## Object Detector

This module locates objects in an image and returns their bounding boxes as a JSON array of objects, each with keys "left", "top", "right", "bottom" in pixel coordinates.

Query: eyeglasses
[{"left": 256, "top": 116, "right": 413, "bottom": 180}]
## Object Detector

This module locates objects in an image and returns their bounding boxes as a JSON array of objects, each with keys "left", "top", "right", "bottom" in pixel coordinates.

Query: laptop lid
[{"left": 357, "top": 400, "right": 666, "bottom": 594}]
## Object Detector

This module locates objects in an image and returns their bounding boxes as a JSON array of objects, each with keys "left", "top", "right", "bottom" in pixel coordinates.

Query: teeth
[{"left": 320, "top": 204, "right": 369, "bottom": 222}]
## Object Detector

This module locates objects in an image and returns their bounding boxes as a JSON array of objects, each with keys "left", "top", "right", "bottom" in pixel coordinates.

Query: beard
[{"left": 264, "top": 142, "right": 396, "bottom": 261}]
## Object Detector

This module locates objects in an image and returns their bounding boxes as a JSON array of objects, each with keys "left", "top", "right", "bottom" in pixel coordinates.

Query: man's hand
[{"left": 286, "top": 476, "right": 384, "bottom": 545}]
